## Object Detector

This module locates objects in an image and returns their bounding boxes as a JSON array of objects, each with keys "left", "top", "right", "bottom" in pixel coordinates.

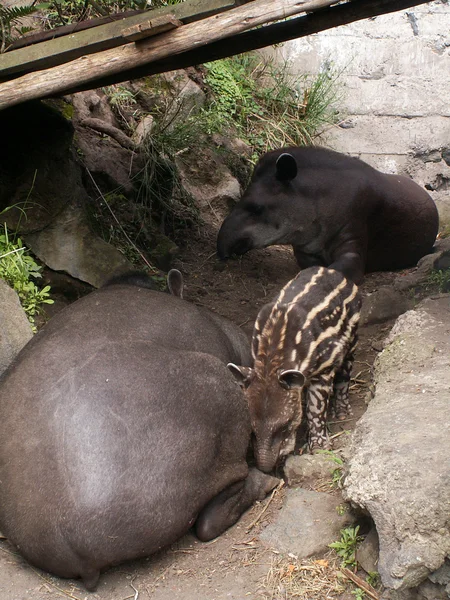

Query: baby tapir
[
  {"left": 217, "top": 146, "right": 439, "bottom": 284},
  {"left": 229, "top": 266, "right": 361, "bottom": 473},
  {"left": 0, "top": 271, "right": 277, "bottom": 590}
]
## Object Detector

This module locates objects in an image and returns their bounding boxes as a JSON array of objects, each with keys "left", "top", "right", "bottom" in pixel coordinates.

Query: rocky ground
[{"left": 1, "top": 229, "right": 449, "bottom": 600}]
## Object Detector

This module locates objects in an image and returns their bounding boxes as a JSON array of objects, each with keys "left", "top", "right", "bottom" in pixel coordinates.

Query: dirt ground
[{"left": 0, "top": 229, "right": 404, "bottom": 600}]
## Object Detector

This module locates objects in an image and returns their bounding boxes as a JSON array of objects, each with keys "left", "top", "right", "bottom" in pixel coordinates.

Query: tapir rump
[
  {"left": 217, "top": 146, "right": 439, "bottom": 284},
  {"left": 0, "top": 272, "right": 277, "bottom": 590}
]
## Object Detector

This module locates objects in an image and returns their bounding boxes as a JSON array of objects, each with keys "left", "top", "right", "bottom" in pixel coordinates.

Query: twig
[
  {"left": 341, "top": 567, "right": 380, "bottom": 600},
  {"left": 85, "top": 167, "right": 157, "bottom": 273},
  {"left": 246, "top": 480, "right": 285, "bottom": 533},
  {"left": 329, "top": 430, "right": 348, "bottom": 440},
  {"left": 31, "top": 568, "right": 83, "bottom": 600}
]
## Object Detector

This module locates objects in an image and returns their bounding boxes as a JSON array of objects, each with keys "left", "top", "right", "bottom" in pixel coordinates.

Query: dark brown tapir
[
  {"left": 0, "top": 271, "right": 277, "bottom": 590},
  {"left": 217, "top": 146, "right": 439, "bottom": 284}
]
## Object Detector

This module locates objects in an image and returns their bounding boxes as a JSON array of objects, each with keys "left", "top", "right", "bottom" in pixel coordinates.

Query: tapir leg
[
  {"left": 306, "top": 372, "right": 334, "bottom": 451},
  {"left": 195, "top": 468, "right": 279, "bottom": 542},
  {"left": 331, "top": 338, "right": 357, "bottom": 420}
]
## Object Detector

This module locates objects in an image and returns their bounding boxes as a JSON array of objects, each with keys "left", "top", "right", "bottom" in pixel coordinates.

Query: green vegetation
[
  {"left": 0, "top": 3, "right": 42, "bottom": 52},
  {"left": 366, "top": 571, "right": 380, "bottom": 588},
  {"left": 0, "top": 0, "right": 183, "bottom": 48},
  {"left": 0, "top": 223, "right": 53, "bottom": 331},
  {"left": 351, "top": 588, "right": 365, "bottom": 599},
  {"left": 426, "top": 268, "right": 450, "bottom": 293},
  {"left": 329, "top": 526, "right": 363, "bottom": 570},
  {"left": 316, "top": 449, "right": 346, "bottom": 489},
  {"left": 204, "top": 53, "right": 341, "bottom": 160}
]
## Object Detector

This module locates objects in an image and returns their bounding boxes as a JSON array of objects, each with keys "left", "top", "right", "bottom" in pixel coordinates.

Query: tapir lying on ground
[
  {"left": 0, "top": 270, "right": 277, "bottom": 590},
  {"left": 229, "top": 266, "right": 361, "bottom": 473},
  {"left": 217, "top": 146, "right": 439, "bottom": 284}
]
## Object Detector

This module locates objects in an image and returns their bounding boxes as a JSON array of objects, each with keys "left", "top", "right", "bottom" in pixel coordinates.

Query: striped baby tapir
[{"left": 229, "top": 266, "right": 361, "bottom": 473}]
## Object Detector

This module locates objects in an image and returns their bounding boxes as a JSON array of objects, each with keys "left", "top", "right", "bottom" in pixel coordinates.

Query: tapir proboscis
[
  {"left": 0, "top": 271, "right": 277, "bottom": 590},
  {"left": 217, "top": 146, "right": 439, "bottom": 284}
]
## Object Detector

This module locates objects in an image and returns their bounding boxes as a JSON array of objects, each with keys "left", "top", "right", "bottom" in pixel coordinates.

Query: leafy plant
[
  {"left": 315, "top": 449, "right": 346, "bottom": 489},
  {"left": 329, "top": 526, "right": 363, "bottom": 569},
  {"left": 426, "top": 268, "right": 450, "bottom": 292},
  {"left": 203, "top": 53, "right": 342, "bottom": 158},
  {"left": 366, "top": 571, "right": 380, "bottom": 588},
  {"left": 0, "top": 3, "right": 44, "bottom": 52},
  {"left": 0, "top": 223, "right": 53, "bottom": 330},
  {"left": 43, "top": 0, "right": 183, "bottom": 28},
  {"left": 351, "top": 588, "right": 365, "bottom": 599}
]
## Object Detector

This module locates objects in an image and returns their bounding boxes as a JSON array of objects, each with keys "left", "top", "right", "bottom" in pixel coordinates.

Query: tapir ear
[
  {"left": 167, "top": 269, "right": 184, "bottom": 298},
  {"left": 227, "top": 364, "right": 255, "bottom": 389},
  {"left": 275, "top": 153, "right": 298, "bottom": 181},
  {"left": 278, "top": 369, "right": 305, "bottom": 390}
]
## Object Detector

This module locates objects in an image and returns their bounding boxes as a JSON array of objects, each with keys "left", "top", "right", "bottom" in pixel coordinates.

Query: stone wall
[{"left": 268, "top": 0, "right": 450, "bottom": 227}]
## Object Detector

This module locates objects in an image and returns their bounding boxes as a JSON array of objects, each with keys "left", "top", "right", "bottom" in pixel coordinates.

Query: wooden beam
[
  {"left": 0, "top": 0, "right": 341, "bottom": 109},
  {"left": 121, "top": 15, "right": 182, "bottom": 42},
  {"left": 0, "top": 0, "right": 236, "bottom": 78},
  {"left": 77, "top": 0, "right": 435, "bottom": 93}
]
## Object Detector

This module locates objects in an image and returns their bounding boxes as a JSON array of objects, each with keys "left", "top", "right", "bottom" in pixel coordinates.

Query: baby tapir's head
[{"left": 228, "top": 361, "right": 306, "bottom": 473}]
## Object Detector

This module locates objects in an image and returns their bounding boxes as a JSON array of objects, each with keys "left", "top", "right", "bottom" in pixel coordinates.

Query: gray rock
[
  {"left": 393, "top": 237, "right": 450, "bottom": 292},
  {"left": 0, "top": 280, "right": 33, "bottom": 376},
  {"left": 284, "top": 453, "right": 339, "bottom": 487},
  {"left": 344, "top": 295, "right": 450, "bottom": 591},
  {"left": 357, "top": 527, "right": 380, "bottom": 574},
  {"left": 24, "top": 204, "right": 133, "bottom": 288},
  {"left": 416, "top": 580, "right": 448, "bottom": 600},
  {"left": 260, "top": 488, "right": 356, "bottom": 558},
  {"left": 360, "top": 287, "right": 410, "bottom": 326}
]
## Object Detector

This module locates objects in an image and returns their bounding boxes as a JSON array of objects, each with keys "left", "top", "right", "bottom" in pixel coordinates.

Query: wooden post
[{"left": 0, "top": 0, "right": 340, "bottom": 110}]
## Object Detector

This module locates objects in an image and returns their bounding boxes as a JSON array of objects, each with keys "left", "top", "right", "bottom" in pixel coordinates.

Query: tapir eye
[{"left": 246, "top": 202, "right": 265, "bottom": 216}]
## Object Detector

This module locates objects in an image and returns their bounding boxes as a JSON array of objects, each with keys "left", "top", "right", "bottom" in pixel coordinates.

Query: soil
[{"left": 0, "top": 226, "right": 408, "bottom": 600}]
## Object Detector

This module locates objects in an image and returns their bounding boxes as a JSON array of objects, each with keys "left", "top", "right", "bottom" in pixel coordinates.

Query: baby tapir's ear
[
  {"left": 227, "top": 364, "right": 255, "bottom": 389},
  {"left": 275, "top": 153, "right": 297, "bottom": 181},
  {"left": 167, "top": 269, "right": 184, "bottom": 298},
  {"left": 278, "top": 369, "right": 305, "bottom": 390}
]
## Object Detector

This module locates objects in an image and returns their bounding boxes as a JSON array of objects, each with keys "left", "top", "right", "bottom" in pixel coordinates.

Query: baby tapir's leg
[
  {"left": 195, "top": 469, "right": 279, "bottom": 542},
  {"left": 331, "top": 337, "right": 357, "bottom": 420},
  {"left": 306, "top": 372, "right": 334, "bottom": 451}
]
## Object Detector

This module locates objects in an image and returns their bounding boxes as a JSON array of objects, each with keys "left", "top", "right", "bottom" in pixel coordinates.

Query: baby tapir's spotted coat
[{"left": 229, "top": 266, "right": 361, "bottom": 473}]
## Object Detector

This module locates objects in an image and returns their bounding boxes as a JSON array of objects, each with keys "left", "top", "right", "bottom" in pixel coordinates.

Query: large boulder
[
  {"left": 344, "top": 295, "right": 450, "bottom": 591},
  {"left": 260, "top": 488, "right": 356, "bottom": 558},
  {"left": 0, "top": 280, "right": 33, "bottom": 376}
]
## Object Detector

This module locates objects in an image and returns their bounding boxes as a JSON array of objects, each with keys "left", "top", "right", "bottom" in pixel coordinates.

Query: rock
[
  {"left": 360, "top": 287, "right": 410, "bottom": 326},
  {"left": 162, "top": 70, "right": 206, "bottom": 126},
  {"left": 175, "top": 148, "right": 241, "bottom": 226},
  {"left": 428, "top": 559, "right": 450, "bottom": 588},
  {"left": 357, "top": 527, "right": 380, "bottom": 574},
  {"left": 72, "top": 91, "right": 143, "bottom": 194},
  {"left": 24, "top": 204, "right": 133, "bottom": 288},
  {"left": 393, "top": 237, "right": 450, "bottom": 292},
  {"left": 416, "top": 580, "right": 448, "bottom": 600},
  {"left": 0, "top": 280, "right": 33, "bottom": 376},
  {"left": 344, "top": 295, "right": 450, "bottom": 591},
  {"left": 132, "top": 115, "right": 154, "bottom": 146},
  {"left": 284, "top": 453, "right": 339, "bottom": 487},
  {"left": 260, "top": 488, "right": 356, "bottom": 558}
]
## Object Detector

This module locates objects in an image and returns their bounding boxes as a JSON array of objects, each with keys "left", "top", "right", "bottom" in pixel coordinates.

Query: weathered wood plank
[
  {"left": 121, "top": 15, "right": 182, "bottom": 42},
  {"left": 0, "top": 0, "right": 341, "bottom": 110},
  {"left": 0, "top": 0, "right": 236, "bottom": 78}
]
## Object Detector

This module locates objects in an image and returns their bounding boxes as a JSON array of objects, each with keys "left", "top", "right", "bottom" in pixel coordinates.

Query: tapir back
[{"left": 0, "top": 283, "right": 253, "bottom": 587}]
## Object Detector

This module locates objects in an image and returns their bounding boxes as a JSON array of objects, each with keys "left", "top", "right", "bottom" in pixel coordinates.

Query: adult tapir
[
  {"left": 0, "top": 271, "right": 277, "bottom": 590},
  {"left": 217, "top": 146, "right": 439, "bottom": 284}
]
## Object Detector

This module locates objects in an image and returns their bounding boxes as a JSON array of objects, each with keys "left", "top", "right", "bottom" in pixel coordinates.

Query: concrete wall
[{"left": 269, "top": 0, "right": 450, "bottom": 227}]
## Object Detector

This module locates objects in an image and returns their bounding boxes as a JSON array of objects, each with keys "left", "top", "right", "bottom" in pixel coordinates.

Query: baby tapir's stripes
[{"left": 229, "top": 266, "right": 361, "bottom": 473}]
